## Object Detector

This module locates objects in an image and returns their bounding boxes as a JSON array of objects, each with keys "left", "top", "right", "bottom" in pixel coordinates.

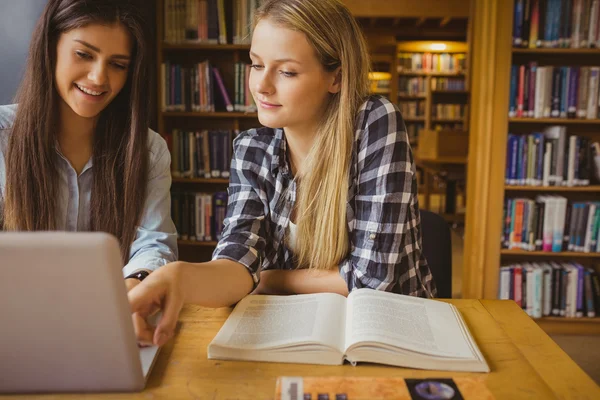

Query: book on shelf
[
  {"left": 431, "top": 103, "right": 467, "bottom": 120},
  {"left": 503, "top": 196, "right": 600, "bottom": 253},
  {"left": 161, "top": 61, "right": 253, "bottom": 113},
  {"left": 499, "top": 262, "right": 600, "bottom": 319},
  {"left": 172, "top": 191, "right": 227, "bottom": 241},
  {"left": 512, "top": 0, "right": 600, "bottom": 49},
  {"left": 431, "top": 77, "right": 467, "bottom": 91},
  {"left": 167, "top": 129, "right": 235, "bottom": 178},
  {"left": 398, "top": 76, "right": 427, "bottom": 95},
  {"left": 505, "top": 126, "right": 600, "bottom": 186},
  {"left": 509, "top": 65, "right": 600, "bottom": 119},
  {"left": 397, "top": 52, "right": 466, "bottom": 74},
  {"left": 398, "top": 100, "right": 425, "bottom": 119},
  {"left": 163, "top": 0, "right": 260, "bottom": 45},
  {"left": 207, "top": 289, "right": 490, "bottom": 372}
]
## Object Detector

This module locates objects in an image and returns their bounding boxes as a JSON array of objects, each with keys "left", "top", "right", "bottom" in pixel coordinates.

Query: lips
[
  {"left": 74, "top": 83, "right": 107, "bottom": 97},
  {"left": 259, "top": 100, "right": 282, "bottom": 109}
]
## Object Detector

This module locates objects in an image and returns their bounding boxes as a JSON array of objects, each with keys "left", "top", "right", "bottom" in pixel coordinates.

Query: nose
[
  {"left": 254, "top": 70, "right": 275, "bottom": 96},
  {"left": 87, "top": 61, "right": 108, "bottom": 87}
]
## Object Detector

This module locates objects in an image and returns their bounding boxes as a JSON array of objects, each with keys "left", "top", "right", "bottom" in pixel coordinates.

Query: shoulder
[
  {"left": 147, "top": 128, "right": 169, "bottom": 160},
  {"left": 357, "top": 95, "right": 403, "bottom": 129},
  {"left": 233, "top": 126, "right": 278, "bottom": 151},
  {"left": 0, "top": 104, "right": 18, "bottom": 131},
  {"left": 355, "top": 95, "right": 406, "bottom": 143},
  {"left": 146, "top": 128, "right": 171, "bottom": 179},
  {"left": 232, "top": 126, "right": 279, "bottom": 163}
]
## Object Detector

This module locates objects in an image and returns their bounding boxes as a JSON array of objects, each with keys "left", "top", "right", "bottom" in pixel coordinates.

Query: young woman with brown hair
[{"left": 0, "top": 0, "right": 177, "bottom": 300}]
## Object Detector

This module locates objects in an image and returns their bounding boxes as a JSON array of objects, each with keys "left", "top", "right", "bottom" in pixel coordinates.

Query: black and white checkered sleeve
[{"left": 212, "top": 132, "right": 267, "bottom": 288}]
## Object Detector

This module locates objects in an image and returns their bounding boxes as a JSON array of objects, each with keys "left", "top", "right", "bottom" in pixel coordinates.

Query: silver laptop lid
[{"left": 0, "top": 232, "right": 148, "bottom": 393}]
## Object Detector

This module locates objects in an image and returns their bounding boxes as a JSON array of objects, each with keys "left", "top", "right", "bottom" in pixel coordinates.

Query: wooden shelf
[
  {"left": 535, "top": 317, "right": 600, "bottom": 335},
  {"left": 512, "top": 47, "right": 600, "bottom": 54},
  {"left": 398, "top": 71, "right": 466, "bottom": 77},
  {"left": 178, "top": 240, "right": 218, "bottom": 247},
  {"left": 398, "top": 94, "right": 426, "bottom": 99},
  {"left": 371, "top": 54, "right": 393, "bottom": 63},
  {"left": 505, "top": 185, "right": 600, "bottom": 192},
  {"left": 370, "top": 88, "right": 391, "bottom": 94},
  {"left": 431, "top": 90, "right": 469, "bottom": 94},
  {"left": 500, "top": 250, "right": 600, "bottom": 258},
  {"left": 415, "top": 154, "right": 468, "bottom": 164},
  {"left": 432, "top": 118, "right": 464, "bottom": 122},
  {"left": 163, "top": 43, "right": 250, "bottom": 51},
  {"left": 404, "top": 117, "right": 426, "bottom": 122},
  {"left": 172, "top": 177, "right": 229, "bottom": 184},
  {"left": 509, "top": 117, "right": 600, "bottom": 124},
  {"left": 162, "top": 111, "right": 258, "bottom": 118}
]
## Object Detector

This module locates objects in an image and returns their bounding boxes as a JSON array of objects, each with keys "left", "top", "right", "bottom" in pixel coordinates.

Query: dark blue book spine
[{"left": 535, "top": 132, "right": 545, "bottom": 182}]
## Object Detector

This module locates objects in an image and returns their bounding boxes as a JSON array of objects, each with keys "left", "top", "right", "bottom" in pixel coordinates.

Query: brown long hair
[
  {"left": 2, "top": 0, "right": 151, "bottom": 262},
  {"left": 255, "top": 0, "right": 370, "bottom": 270}
]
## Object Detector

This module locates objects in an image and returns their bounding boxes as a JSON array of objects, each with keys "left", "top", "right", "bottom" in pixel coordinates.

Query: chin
[
  {"left": 257, "top": 114, "right": 284, "bottom": 129},
  {"left": 72, "top": 107, "right": 103, "bottom": 119}
]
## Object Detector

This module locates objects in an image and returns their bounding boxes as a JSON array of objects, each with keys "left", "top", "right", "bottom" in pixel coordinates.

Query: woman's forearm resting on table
[
  {"left": 175, "top": 259, "right": 255, "bottom": 307},
  {"left": 257, "top": 268, "right": 349, "bottom": 296}
]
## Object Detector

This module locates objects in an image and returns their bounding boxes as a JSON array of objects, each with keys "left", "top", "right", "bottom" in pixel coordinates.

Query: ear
[{"left": 328, "top": 67, "right": 342, "bottom": 94}]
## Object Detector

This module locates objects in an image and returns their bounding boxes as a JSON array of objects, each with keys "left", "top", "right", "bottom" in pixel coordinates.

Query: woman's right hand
[{"left": 128, "top": 261, "right": 185, "bottom": 347}]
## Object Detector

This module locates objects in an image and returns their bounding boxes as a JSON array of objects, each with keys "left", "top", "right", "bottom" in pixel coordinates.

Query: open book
[{"left": 208, "top": 289, "right": 490, "bottom": 372}]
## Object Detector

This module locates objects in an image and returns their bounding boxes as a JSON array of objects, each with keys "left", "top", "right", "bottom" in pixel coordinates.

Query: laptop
[{"left": 0, "top": 232, "right": 161, "bottom": 393}]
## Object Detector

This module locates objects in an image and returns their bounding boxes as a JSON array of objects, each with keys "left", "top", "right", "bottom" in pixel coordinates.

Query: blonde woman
[{"left": 129, "top": 0, "right": 436, "bottom": 347}]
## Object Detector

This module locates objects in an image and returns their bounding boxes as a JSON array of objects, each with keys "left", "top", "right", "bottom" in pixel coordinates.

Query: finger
[
  {"left": 153, "top": 292, "right": 183, "bottom": 346},
  {"left": 132, "top": 312, "right": 155, "bottom": 346},
  {"left": 128, "top": 281, "right": 160, "bottom": 316}
]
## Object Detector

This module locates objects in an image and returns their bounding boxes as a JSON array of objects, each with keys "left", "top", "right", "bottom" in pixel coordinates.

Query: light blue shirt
[{"left": 0, "top": 104, "right": 178, "bottom": 277}]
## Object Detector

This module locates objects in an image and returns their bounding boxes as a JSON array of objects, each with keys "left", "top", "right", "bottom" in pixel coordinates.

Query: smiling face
[
  {"left": 54, "top": 23, "right": 132, "bottom": 121},
  {"left": 248, "top": 18, "right": 340, "bottom": 134}
]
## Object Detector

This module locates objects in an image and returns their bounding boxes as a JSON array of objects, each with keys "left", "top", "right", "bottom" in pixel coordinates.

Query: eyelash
[
  {"left": 250, "top": 64, "right": 297, "bottom": 78},
  {"left": 75, "top": 51, "right": 128, "bottom": 70}
]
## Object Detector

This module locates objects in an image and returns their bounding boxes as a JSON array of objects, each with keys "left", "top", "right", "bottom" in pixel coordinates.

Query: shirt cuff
[{"left": 122, "top": 254, "right": 168, "bottom": 278}]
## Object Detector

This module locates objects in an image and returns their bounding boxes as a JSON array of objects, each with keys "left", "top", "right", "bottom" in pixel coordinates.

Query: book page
[
  {"left": 345, "top": 289, "right": 475, "bottom": 359},
  {"left": 210, "top": 293, "right": 346, "bottom": 353}
]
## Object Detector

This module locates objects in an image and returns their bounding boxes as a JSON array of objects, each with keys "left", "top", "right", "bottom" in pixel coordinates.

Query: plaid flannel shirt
[{"left": 213, "top": 95, "right": 436, "bottom": 297}]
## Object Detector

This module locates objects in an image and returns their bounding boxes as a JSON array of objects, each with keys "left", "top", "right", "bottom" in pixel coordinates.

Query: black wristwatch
[{"left": 125, "top": 270, "right": 150, "bottom": 281}]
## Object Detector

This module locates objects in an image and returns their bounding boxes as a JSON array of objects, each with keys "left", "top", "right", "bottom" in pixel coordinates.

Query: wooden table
[{"left": 4, "top": 299, "right": 599, "bottom": 399}]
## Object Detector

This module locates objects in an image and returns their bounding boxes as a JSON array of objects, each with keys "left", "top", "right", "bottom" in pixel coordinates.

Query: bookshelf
[
  {"left": 464, "top": 0, "right": 600, "bottom": 335},
  {"left": 394, "top": 41, "right": 470, "bottom": 224},
  {"left": 156, "top": 0, "right": 262, "bottom": 262}
]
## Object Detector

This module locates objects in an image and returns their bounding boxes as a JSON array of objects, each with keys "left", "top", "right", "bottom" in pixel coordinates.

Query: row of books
[
  {"left": 502, "top": 197, "right": 600, "bottom": 253},
  {"left": 512, "top": 0, "right": 600, "bottom": 49},
  {"left": 172, "top": 191, "right": 228, "bottom": 242},
  {"left": 166, "top": 129, "right": 236, "bottom": 179},
  {"left": 398, "top": 77, "right": 427, "bottom": 96},
  {"left": 431, "top": 78, "right": 467, "bottom": 91},
  {"left": 164, "top": 0, "right": 259, "bottom": 44},
  {"left": 509, "top": 65, "right": 600, "bottom": 119},
  {"left": 397, "top": 53, "right": 467, "bottom": 74},
  {"left": 398, "top": 101, "right": 425, "bottom": 118},
  {"left": 160, "top": 61, "right": 257, "bottom": 113},
  {"left": 432, "top": 122, "right": 465, "bottom": 131},
  {"left": 431, "top": 104, "right": 466, "bottom": 119},
  {"left": 505, "top": 127, "right": 600, "bottom": 186},
  {"left": 499, "top": 262, "right": 600, "bottom": 318}
]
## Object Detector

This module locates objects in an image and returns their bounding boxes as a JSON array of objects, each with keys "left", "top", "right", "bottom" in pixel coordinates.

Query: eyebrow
[
  {"left": 249, "top": 51, "right": 301, "bottom": 65},
  {"left": 74, "top": 39, "right": 131, "bottom": 60}
]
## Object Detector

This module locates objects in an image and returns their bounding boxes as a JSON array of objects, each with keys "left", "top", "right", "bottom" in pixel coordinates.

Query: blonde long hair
[{"left": 255, "top": 0, "right": 370, "bottom": 270}]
